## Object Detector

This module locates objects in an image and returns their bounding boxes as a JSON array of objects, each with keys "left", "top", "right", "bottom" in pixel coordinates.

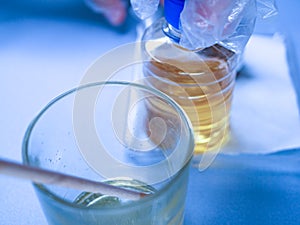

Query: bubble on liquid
[{"left": 130, "top": 0, "right": 160, "bottom": 20}]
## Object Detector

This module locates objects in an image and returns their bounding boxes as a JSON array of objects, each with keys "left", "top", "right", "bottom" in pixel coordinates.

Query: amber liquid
[{"left": 143, "top": 43, "right": 236, "bottom": 154}]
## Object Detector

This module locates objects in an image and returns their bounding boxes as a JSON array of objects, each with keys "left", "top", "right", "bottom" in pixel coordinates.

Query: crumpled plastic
[
  {"left": 131, "top": 0, "right": 277, "bottom": 53},
  {"left": 256, "top": 0, "right": 278, "bottom": 19},
  {"left": 180, "top": 0, "right": 278, "bottom": 52},
  {"left": 130, "top": 0, "right": 160, "bottom": 19}
]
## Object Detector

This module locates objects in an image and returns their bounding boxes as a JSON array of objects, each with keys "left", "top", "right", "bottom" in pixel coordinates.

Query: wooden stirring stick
[{"left": 0, "top": 158, "right": 147, "bottom": 200}]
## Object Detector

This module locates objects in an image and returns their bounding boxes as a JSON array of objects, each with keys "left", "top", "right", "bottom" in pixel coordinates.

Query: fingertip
[
  {"left": 87, "top": 0, "right": 127, "bottom": 26},
  {"left": 104, "top": 7, "right": 127, "bottom": 26},
  {"left": 99, "top": 0, "right": 127, "bottom": 26}
]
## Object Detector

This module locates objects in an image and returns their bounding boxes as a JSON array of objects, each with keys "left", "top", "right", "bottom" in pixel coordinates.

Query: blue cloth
[{"left": 185, "top": 149, "right": 300, "bottom": 225}]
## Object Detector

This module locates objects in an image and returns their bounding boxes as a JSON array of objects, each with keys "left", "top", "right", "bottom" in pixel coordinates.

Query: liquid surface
[
  {"left": 39, "top": 167, "right": 189, "bottom": 225},
  {"left": 74, "top": 178, "right": 156, "bottom": 208}
]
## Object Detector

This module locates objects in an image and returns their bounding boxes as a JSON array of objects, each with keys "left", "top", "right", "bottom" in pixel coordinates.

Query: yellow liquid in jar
[{"left": 143, "top": 42, "right": 236, "bottom": 154}]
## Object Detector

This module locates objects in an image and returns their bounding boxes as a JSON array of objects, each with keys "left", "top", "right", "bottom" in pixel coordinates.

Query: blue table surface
[
  {"left": 1, "top": 0, "right": 300, "bottom": 224},
  {"left": 185, "top": 149, "right": 300, "bottom": 225}
]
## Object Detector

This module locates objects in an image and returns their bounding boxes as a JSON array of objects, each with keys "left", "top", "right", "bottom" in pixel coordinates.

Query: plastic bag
[
  {"left": 180, "top": 0, "right": 278, "bottom": 52},
  {"left": 130, "top": 0, "right": 160, "bottom": 19},
  {"left": 131, "top": 0, "right": 277, "bottom": 52},
  {"left": 256, "top": 0, "right": 278, "bottom": 19}
]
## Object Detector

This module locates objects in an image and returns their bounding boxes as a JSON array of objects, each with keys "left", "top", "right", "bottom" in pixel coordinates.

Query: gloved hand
[
  {"left": 131, "top": 0, "right": 277, "bottom": 52},
  {"left": 85, "top": 0, "right": 128, "bottom": 26},
  {"left": 179, "top": 0, "right": 277, "bottom": 52}
]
